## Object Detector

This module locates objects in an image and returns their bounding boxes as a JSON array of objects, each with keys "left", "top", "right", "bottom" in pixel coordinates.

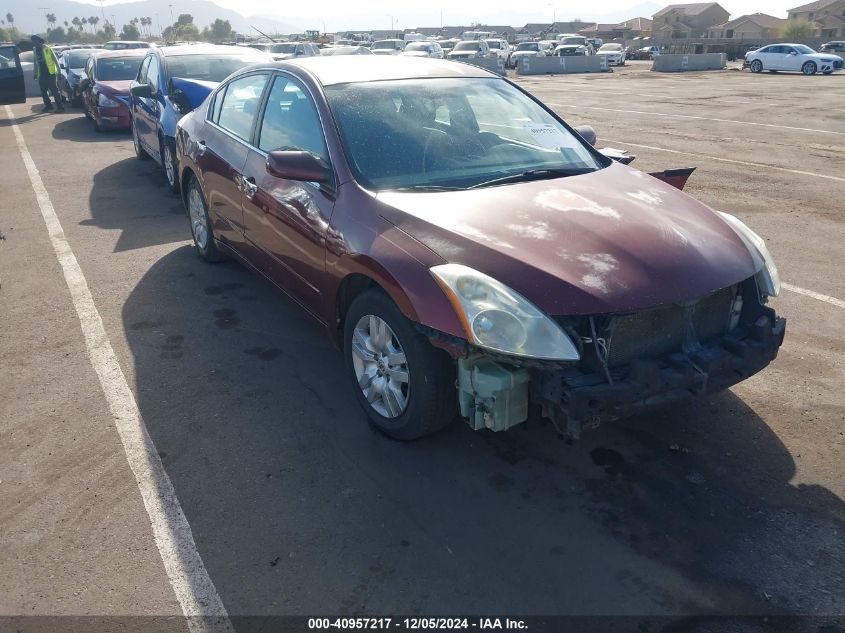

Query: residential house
[
  {"left": 707, "top": 13, "right": 787, "bottom": 39},
  {"left": 621, "top": 16, "right": 653, "bottom": 38},
  {"left": 788, "top": 0, "right": 845, "bottom": 38},
  {"left": 577, "top": 23, "right": 633, "bottom": 41},
  {"left": 653, "top": 3, "right": 731, "bottom": 39}
]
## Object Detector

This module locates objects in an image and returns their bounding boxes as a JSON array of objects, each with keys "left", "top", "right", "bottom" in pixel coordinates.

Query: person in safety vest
[{"left": 31, "top": 35, "right": 65, "bottom": 113}]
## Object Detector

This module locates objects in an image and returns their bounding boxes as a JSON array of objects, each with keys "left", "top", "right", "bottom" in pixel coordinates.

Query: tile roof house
[
  {"left": 788, "top": 0, "right": 845, "bottom": 38},
  {"left": 577, "top": 23, "right": 633, "bottom": 40},
  {"left": 707, "top": 13, "right": 787, "bottom": 38},
  {"left": 652, "top": 3, "right": 731, "bottom": 38},
  {"left": 621, "top": 16, "right": 654, "bottom": 36}
]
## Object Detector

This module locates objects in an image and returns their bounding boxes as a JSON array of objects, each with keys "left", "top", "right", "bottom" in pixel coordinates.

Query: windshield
[
  {"left": 270, "top": 43, "right": 297, "bottom": 54},
  {"left": 406, "top": 43, "right": 433, "bottom": 52},
  {"left": 165, "top": 53, "right": 267, "bottom": 83},
  {"left": 96, "top": 57, "right": 143, "bottom": 81},
  {"left": 454, "top": 42, "right": 481, "bottom": 52},
  {"left": 516, "top": 43, "right": 539, "bottom": 52},
  {"left": 326, "top": 77, "right": 604, "bottom": 191},
  {"left": 793, "top": 44, "right": 816, "bottom": 54},
  {"left": 560, "top": 37, "right": 585, "bottom": 45},
  {"left": 68, "top": 51, "right": 93, "bottom": 67},
  {"left": 599, "top": 43, "right": 622, "bottom": 51},
  {"left": 372, "top": 41, "right": 398, "bottom": 49},
  {"left": 485, "top": 40, "right": 502, "bottom": 49}
]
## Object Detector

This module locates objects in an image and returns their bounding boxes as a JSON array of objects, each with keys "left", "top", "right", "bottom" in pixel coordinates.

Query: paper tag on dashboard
[{"left": 523, "top": 123, "right": 570, "bottom": 149}]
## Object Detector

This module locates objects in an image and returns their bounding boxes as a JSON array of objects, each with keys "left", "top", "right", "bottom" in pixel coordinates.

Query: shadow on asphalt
[
  {"left": 51, "top": 113, "right": 129, "bottom": 142},
  {"left": 121, "top": 246, "right": 845, "bottom": 619},
  {"left": 80, "top": 157, "right": 186, "bottom": 252}
]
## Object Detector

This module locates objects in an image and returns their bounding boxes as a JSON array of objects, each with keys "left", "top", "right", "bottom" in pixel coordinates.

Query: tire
[
  {"left": 344, "top": 289, "right": 456, "bottom": 440},
  {"left": 185, "top": 175, "right": 225, "bottom": 263},
  {"left": 93, "top": 115, "right": 102, "bottom": 133},
  {"left": 161, "top": 135, "right": 180, "bottom": 193},
  {"left": 132, "top": 117, "right": 150, "bottom": 160},
  {"left": 802, "top": 61, "right": 817, "bottom": 75},
  {"left": 750, "top": 59, "right": 763, "bottom": 73}
]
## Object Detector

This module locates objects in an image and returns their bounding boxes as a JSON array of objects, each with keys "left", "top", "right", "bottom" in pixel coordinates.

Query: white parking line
[
  {"left": 548, "top": 102, "right": 845, "bottom": 136},
  {"left": 600, "top": 138, "right": 845, "bottom": 184},
  {"left": 781, "top": 283, "right": 845, "bottom": 309},
  {"left": 4, "top": 106, "right": 233, "bottom": 633}
]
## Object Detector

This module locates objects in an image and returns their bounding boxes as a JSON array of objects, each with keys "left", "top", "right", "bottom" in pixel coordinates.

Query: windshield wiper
[
  {"left": 468, "top": 168, "right": 592, "bottom": 189},
  {"left": 389, "top": 184, "right": 465, "bottom": 192}
]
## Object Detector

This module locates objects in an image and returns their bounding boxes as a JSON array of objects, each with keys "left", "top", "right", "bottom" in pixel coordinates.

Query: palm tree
[
  {"left": 89, "top": 15, "right": 100, "bottom": 33},
  {"left": 46, "top": 12, "right": 57, "bottom": 30},
  {"left": 6, "top": 13, "right": 14, "bottom": 27}
]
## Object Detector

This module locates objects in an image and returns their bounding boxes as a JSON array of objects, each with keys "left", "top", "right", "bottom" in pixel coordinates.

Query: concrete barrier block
[
  {"left": 652, "top": 53, "right": 727, "bottom": 72},
  {"left": 455, "top": 57, "right": 507, "bottom": 76},
  {"left": 516, "top": 55, "right": 609, "bottom": 75}
]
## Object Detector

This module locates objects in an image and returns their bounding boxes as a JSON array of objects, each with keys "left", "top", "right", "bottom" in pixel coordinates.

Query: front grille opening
[{"left": 561, "top": 284, "right": 739, "bottom": 372}]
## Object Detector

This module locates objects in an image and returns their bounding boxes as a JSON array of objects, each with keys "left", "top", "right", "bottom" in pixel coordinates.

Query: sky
[{"left": 66, "top": 0, "right": 800, "bottom": 28}]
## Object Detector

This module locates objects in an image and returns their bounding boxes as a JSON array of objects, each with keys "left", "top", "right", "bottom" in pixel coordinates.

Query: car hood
[
  {"left": 448, "top": 51, "right": 480, "bottom": 57},
  {"left": 170, "top": 77, "right": 217, "bottom": 110},
  {"left": 400, "top": 51, "right": 431, "bottom": 57},
  {"left": 511, "top": 50, "right": 539, "bottom": 56},
  {"left": 597, "top": 50, "right": 622, "bottom": 55},
  {"left": 375, "top": 162, "right": 758, "bottom": 315}
]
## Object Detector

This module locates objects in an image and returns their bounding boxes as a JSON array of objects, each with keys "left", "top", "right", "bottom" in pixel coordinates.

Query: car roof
[
  {"left": 93, "top": 48, "right": 149, "bottom": 59},
  {"left": 281, "top": 56, "right": 494, "bottom": 86},
  {"left": 156, "top": 43, "right": 268, "bottom": 57}
]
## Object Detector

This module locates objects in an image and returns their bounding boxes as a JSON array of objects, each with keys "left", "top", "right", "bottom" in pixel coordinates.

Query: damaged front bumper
[
  {"left": 451, "top": 291, "right": 785, "bottom": 438},
  {"left": 532, "top": 309, "right": 785, "bottom": 438}
]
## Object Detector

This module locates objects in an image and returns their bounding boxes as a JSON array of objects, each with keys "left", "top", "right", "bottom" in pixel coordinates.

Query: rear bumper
[
  {"left": 94, "top": 104, "right": 130, "bottom": 129},
  {"left": 532, "top": 311, "right": 786, "bottom": 438}
]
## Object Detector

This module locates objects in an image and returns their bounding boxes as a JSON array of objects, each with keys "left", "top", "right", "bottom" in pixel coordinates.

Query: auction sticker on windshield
[{"left": 523, "top": 123, "right": 571, "bottom": 149}]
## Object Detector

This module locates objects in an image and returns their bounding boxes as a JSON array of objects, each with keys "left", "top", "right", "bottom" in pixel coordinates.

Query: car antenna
[{"left": 250, "top": 25, "right": 279, "bottom": 44}]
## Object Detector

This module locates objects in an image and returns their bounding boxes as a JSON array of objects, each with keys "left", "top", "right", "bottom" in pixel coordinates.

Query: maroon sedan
[
  {"left": 81, "top": 49, "right": 146, "bottom": 131},
  {"left": 175, "top": 57, "right": 785, "bottom": 440}
]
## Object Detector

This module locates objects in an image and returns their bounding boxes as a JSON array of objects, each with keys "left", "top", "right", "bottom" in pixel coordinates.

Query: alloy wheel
[
  {"left": 188, "top": 185, "right": 208, "bottom": 250},
  {"left": 164, "top": 142, "right": 176, "bottom": 187},
  {"left": 802, "top": 62, "right": 816, "bottom": 75},
  {"left": 351, "top": 315, "right": 410, "bottom": 419}
]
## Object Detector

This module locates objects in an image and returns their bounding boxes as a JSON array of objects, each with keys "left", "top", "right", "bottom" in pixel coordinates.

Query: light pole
[
  {"left": 168, "top": 4, "right": 174, "bottom": 25},
  {"left": 386, "top": 13, "right": 394, "bottom": 33}
]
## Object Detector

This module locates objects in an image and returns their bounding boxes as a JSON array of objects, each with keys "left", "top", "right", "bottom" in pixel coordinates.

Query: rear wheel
[
  {"left": 802, "top": 61, "right": 817, "bottom": 75},
  {"left": 186, "top": 175, "right": 225, "bottom": 263},
  {"left": 344, "top": 289, "right": 455, "bottom": 440},
  {"left": 750, "top": 59, "right": 763, "bottom": 73},
  {"left": 161, "top": 136, "right": 179, "bottom": 193}
]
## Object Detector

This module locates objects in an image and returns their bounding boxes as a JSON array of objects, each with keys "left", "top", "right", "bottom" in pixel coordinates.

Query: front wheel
[
  {"left": 750, "top": 59, "right": 763, "bottom": 73},
  {"left": 802, "top": 61, "right": 817, "bottom": 75},
  {"left": 344, "top": 290, "right": 455, "bottom": 440},
  {"left": 132, "top": 118, "right": 149, "bottom": 160}
]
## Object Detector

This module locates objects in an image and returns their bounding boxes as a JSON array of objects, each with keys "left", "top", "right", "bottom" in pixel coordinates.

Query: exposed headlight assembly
[
  {"left": 718, "top": 212, "right": 780, "bottom": 297},
  {"left": 430, "top": 264, "right": 580, "bottom": 361},
  {"left": 97, "top": 93, "right": 120, "bottom": 108}
]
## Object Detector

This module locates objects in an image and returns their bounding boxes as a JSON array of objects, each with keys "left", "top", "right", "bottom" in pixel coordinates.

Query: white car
[
  {"left": 447, "top": 40, "right": 491, "bottom": 60},
  {"left": 483, "top": 39, "right": 510, "bottom": 61},
  {"left": 370, "top": 39, "right": 405, "bottom": 55},
  {"left": 400, "top": 41, "right": 444, "bottom": 59},
  {"left": 596, "top": 42, "right": 626, "bottom": 66},
  {"left": 745, "top": 43, "right": 843, "bottom": 75},
  {"left": 508, "top": 41, "right": 545, "bottom": 68}
]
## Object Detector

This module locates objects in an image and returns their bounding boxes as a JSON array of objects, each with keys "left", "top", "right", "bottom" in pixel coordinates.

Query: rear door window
[{"left": 217, "top": 72, "right": 270, "bottom": 142}]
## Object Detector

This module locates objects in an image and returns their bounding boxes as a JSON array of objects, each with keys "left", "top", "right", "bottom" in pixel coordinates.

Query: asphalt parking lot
[{"left": 1, "top": 61, "right": 844, "bottom": 629}]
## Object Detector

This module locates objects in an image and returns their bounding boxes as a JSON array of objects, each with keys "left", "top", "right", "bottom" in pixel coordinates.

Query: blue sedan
[{"left": 129, "top": 44, "right": 272, "bottom": 192}]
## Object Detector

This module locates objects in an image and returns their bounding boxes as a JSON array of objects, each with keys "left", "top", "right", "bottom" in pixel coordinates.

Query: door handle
[{"left": 242, "top": 176, "right": 258, "bottom": 199}]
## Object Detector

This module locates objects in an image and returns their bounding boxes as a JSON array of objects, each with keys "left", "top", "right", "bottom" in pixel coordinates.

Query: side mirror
[
  {"left": 574, "top": 125, "right": 597, "bottom": 147},
  {"left": 266, "top": 150, "right": 330, "bottom": 183},
  {"left": 130, "top": 83, "right": 152, "bottom": 99}
]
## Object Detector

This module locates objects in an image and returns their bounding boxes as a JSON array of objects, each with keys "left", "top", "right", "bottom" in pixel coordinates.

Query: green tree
[
  {"left": 121, "top": 21, "right": 140, "bottom": 39},
  {"left": 784, "top": 18, "right": 812, "bottom": 41},
  {"left": 46, "top": 12, "right": 57, "bottom": 28},
  {"left": 6, "top": 12, "right": 14, "bottom": 26},
  {"left": 47, "top": 25, "right": 68, "bottom": 43},
  {"left": 205, "top": 18, "right": 232, "bottom": 42},
  {"left": 102, "top": 22, "right": 116, "bottom": 39},
  {"left": 176, "top": 22, "right": 199, "bottom": 40},
  {"left": 176, "top": 13, "right": 193, "bottom": 26}
]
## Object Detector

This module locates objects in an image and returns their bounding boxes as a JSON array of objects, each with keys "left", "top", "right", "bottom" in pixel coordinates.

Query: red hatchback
[
  {"left": 81, "top": 49, "right": 146, "bottom": 131},
  {"left": 175, "top": 57, "right": 785, "bottom": 440}
]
